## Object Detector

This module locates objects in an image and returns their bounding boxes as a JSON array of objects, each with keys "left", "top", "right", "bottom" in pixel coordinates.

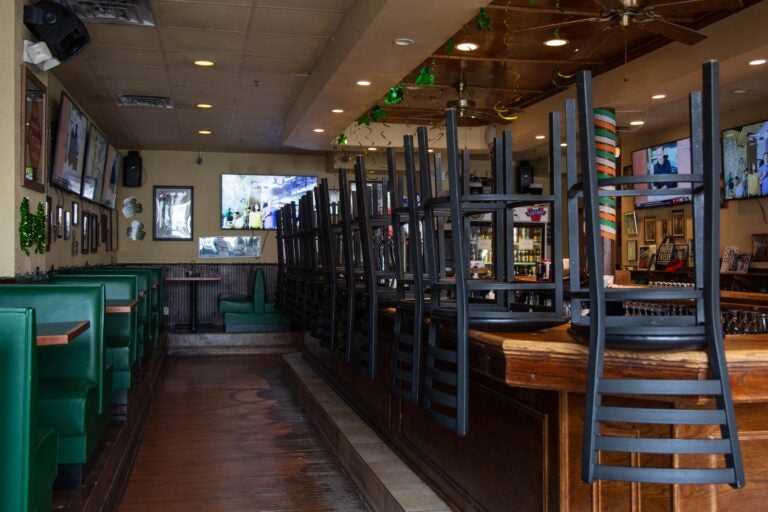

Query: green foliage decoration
[
  {"left": 476, "top": 8, "right": 491, "bottom": 32},
  {"left": 415, "top": 66, "right": 435, "bottom": 86},
  {"left": 383, "top": 84, "right": 404, "bottom": 105},
  {"left": 18, "top": 197, "right": 46, "bottom": 255},
  {"left": 370, "top": 105, "right": 386, "bottom": 122}
]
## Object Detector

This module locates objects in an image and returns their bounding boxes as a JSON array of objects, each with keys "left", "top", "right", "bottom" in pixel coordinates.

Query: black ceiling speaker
[{"left": 23, "top": 1, "right": 90, "bottom": 63}]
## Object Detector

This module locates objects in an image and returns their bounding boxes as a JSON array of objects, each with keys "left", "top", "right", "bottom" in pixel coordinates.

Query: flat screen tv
[
  {"left": 100, "top": 145, "right": 121, "bottom": 209},
  {"left": 722, "top": 119, "right": 768, "bottom": 200},
  {"left": 220, "top": 174, "right": 317, "bottom": 230},
  {"left": 81, "top": 124, "right": 108, "bottom": 203},
  {"left": 631, "top": 137, "right": 692, "bottom": 208},
  {"left": 51, "top": 93, "right": 88, "bottom": 195}
]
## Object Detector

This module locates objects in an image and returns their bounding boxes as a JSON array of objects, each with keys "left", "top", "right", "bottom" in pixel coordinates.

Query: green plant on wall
[{"left": 18, "top": 197, "right": 46, "bottom": 255}]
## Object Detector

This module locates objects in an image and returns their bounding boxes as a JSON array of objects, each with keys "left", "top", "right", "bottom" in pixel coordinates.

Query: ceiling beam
[{"left": 431, "top": 54, "right": 604, "bottom": 66}]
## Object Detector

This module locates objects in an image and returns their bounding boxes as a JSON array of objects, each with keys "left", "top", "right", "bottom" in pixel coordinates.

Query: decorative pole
[{"left": 594, "top": 108, "right": 617, "bottom": 277}]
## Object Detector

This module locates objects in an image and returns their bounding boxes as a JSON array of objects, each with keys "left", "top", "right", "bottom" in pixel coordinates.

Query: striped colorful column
[{"left": 594, "top": 108, "right": 617, "bottom": 240}]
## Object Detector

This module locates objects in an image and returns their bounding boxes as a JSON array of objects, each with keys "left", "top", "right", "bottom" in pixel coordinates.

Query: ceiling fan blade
[
  {"left": 640, "top": 17, "right": 707, "bottom": 44},
  {"left": 570, "top": 24, "right": 617, "bottom": 60},
  {"left": 592, "top": 0, "right": 627, "bottom": 11},
  {"left": 506, "top": 17, "right": 601, "bottom": 36},
  {"left": 646, "top": 0, "right": 742, "bottom": 10}
]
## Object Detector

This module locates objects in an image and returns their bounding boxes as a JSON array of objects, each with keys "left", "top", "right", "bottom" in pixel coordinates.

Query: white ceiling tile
[
  {"left": 104, "top": 82, "right": 173, "bottom": 97},
  {"left": 249, "top": 7, "right": 343, "bottom": 37},
  {"left": 254, "top": 0, "right": 352, "bottom": 12},
  {"left": 170, "top": 83, "right": 238, "bottom": 100},
  {"left": 92, "top": 64, "right": 170, "bottom": 83},
  {"left": 244, "top": 34, "right": 326, "bottom": 59},
  {"left": 84, "top": 23, "right": 162, "bottom": 49},
  {"left": 168, "top": 67, "right": 240, "bottom": 87},
  {"left": 163, "top": 51, "right": 242, "bottom": 70},
  {"left": 85, "top": 47, "right": 165, "bottom": 67},
  {"left": 242, "top": 55, "right": 313, "bottom": 75},
  {"left": 154, "top": 2, "right": 252, "bottom": 31},
  {"left": 160, "top": 28, "right": 247, "bottom": 53}
]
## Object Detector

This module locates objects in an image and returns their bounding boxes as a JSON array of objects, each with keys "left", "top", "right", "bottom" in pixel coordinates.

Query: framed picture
[
  {"left": 623, "top": 211, "right": 638, "bottom": 237},
  {"left": 51, "top": 93, "right": 88, "bottom": 195},
  {"left": 644, "top": 216, "right": 656, "bottom": 243},
  {"left": 81, "top": 124, "right": 108, "bottom": 202},
  {"left": 753, "top": 233, "right": 768, "bottom": 262},
  {"left": 45, "top": 196, "right": 51, "bottom": 252},
  {"left": 660, "top": 218, "right": 669, "bottom": 238},
  {"left": 81, "top": 212, "right": 89, "bottom": 254},
  {"left": 21, "top": 68, "right": 46, "bottom": 192},
  {"left": 671, "top": 209, "right": 685, "bottom": 237},
  {"left": 638, "top": 245, "right": 651, "bottom": 270},
  {"left": 626, "top": 239, "right": 638, "bottom": 262},
  {"left": 101, "top": 213, "right": 108, "bottom": 243},
  {"left": 153, "top": 186, "right": 193, "bottom": 241},
  {"left": 64, "top": 211, "right": 71, "bottom": 240},
  {"left": 72, "top": 201, "right": 79, "bottom": 225},
  {"left": 56, "top": 206, "right": 63, "bottom": 238},
  {"left": 90, "top": 213, "right": 98, "bottom": 253}
]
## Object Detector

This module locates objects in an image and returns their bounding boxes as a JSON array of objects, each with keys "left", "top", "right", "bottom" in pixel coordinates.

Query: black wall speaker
[
  {"left": 123, "top": 151, "right": 142, "bottom": 188},
  {"left": 518, "top": 160, "right": 534, "bottom": 193},
  {"left": 23, "top": 1, "right": 90, "bottom": 63}
]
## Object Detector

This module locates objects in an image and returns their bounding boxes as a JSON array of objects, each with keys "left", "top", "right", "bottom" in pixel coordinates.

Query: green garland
[{"left": 18, "top": 197, "right": 46, "bottom": 255}]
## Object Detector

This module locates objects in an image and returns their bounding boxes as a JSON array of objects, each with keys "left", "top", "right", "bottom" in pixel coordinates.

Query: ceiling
[{"left": 50, "top": 0, "right": 767, "bottom": 156}]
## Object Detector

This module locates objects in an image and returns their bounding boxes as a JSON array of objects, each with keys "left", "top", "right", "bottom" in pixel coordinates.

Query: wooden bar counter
[{"left": 303, "top": 309, "right": 768, "bottom": 512}]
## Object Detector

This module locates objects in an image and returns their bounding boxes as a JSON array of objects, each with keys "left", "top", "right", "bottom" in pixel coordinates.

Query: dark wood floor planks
[{"left": 119, "top": 355, "right": 371, "bottom": 512}]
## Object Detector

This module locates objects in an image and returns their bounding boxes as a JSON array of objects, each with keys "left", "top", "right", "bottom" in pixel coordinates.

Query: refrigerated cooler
[{"left": 513, "top": 205, "right": 551, "bottom": 278}]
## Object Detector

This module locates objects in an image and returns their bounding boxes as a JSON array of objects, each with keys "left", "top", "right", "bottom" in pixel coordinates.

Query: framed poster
[
  {"left": 753, "top": 233, "right": 768, "bottom": 262},
  {"left": 153, "top": 186, "right": 193, "bottom": 241},
  {"left": 623, "top": 211, "right": 637, "bottom": 237},
  {"left": 81, "top": 212, "right": 89, "bottom": 254},
  {"left": 626, "top": 239, "right": 637, "bottom": 262},
  {"left": 51, "top": 93, "right": 88, "bottom": 195},
  {"left": 672, "top": 209, "right": 685, "bottom": 237},
  {"left": 21, "top": 68, "right": 46, "bottom": 192},
  {"left": 644, "top": 216, "right": 656, "bottom": 243},
  {"left": 81, "top": 124, "right": 108, "bottom": 202}
]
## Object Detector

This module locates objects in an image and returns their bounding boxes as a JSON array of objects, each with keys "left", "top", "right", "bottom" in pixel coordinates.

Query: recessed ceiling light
[
  {"left": 357, "top": 80, "right": 371, "bottom": 86},
  {"left": 331, "top": 108, "right": 344, "bottom": 113},
  {"left": 651, "top": 94, "right": 666, "bottom": 100},
  {"left": 313, "top": 128, "right": 325, "bottom": 133},
  {"left": 544, "top": 38, "right": 568, "bottom": 47},
  {"left": 393, "top": 38, "right": 414, "bottom": 46},
  {"left": 456, "top": 42, "right": 479, "bottom": 52},
  {"left": 560, "top": 142, "right": 567, "bottom": 147},
  {"left": 367, "top": 147, "right": 377, "bottom": 151},
  {"left": 535, "top": 135, "right": 546, "bottom": 140},
  {"left": 749, "top": 58, "right": 766, "bottom": 66},
  {"left": 428, "top": 149, "right": 434, "bottom": 153},
  {"left": 732, "top": 88, "right": 750, "bottom": 94},
  {"left": 198, "top": 130, "right": 212, "bottom": 135},
  {"left": 629, "top": 120, "right": 645, "bottom": 126},
  {"left": 194, "top": 60, "right": 214, "bottom": 67},
  {"left": 196, "top": 103, "right": 213, "bottom": 109}
]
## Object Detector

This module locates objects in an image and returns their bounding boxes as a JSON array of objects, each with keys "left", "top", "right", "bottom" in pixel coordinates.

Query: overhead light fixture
[
  {"left": 629, "top": 120, "right": 645, "bottom": 126},
  {"left": 393, "top": 38, "right": 414, "bottom": 46},
  {"left": 428, "top": 149, "right": 434, "bottom": 153},
  {"left": 535, "top": 135, "right": 546, "bottom": 140},
  {"left": 560, "top": 142, "right": 567, "bottom": 147},
  {"left": 331, "top": 108, "right": 344, "bottom": 113},
  {"left": 732, "top": 88, "right": 750, "bottom": 94},
  {"left": 749, "top": 58, "right": 766, "bottom": 66},
  {"left": 198, "top": 130, "right": 212, "bottom": 135},
  {"left": 456, "top": 42, "right": 479, "bottom": 52},
  {"left": 544, "top": 38, "right": 568, "bottom": 47},
  {"left": 651, "top": 94, "right": 666, "bottom": 100},
  {"left": 367, "top": 147, "right": 377, "bottom": 151},
  {"left": 194, "top": 60, "right": 214, "bottom": 67},
  {"left": 357, "top": 80, "right": 371, "bottom": 86},
  {"left": 313, "top": 128, "right": 325, "bottom": 133},
  {"left": 196, "top": 103, "right": 212, "bottom": 109}
]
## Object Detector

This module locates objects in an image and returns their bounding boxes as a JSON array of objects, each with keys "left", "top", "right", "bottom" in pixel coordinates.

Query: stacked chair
[
  {"left": 569, "top": 62, "right": 744, "bottom": 486},
  {"left": 418, "top": 108, "right": 569, "bottom": 436}
]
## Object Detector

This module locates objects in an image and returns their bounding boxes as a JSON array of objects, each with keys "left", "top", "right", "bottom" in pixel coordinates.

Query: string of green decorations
[
  {"left": 383, "top": 83, "right": 404, "bottom": 105},
  {"left": 336, "top": 133, "right": 348, "bottom": 146},
  {"left": 357, "top": 105, "right": 387, "bottom": 126},
  {"left": 444, "top": 38, "right": 455, "bottom": 55},
  {"left": 18, "top": 197, "right": 46, "bottom": 255},
  {"left": 415, "top": 66, "right": 435, "bottom": 85},
  {"left": 476, "top": 8, "right": 491, "bottom": 32}
]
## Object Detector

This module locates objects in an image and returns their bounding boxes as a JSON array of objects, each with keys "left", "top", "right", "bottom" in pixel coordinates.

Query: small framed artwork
[
  {"left": 45, "top": 196, "right": 51, "bottom": 252},
  {"left": 623, "top": 211, "right": 638, "bottom": 237},
  {"left": 671, "top": 209, "right": 685, "bottom": 237},
  {"left": 626, "top": 239, "right": 638, "bottom": 262},
  {"left": 72, "top": 201, "right": 79, "bottom": 225},
  {"left": 56, "top": 206, "right": 63, "bottom": 238},
  {"left": 90, "top": 213, "right": 98, "bottom": 253},
  {"left": 660, "top": 218, "right": 669, "bottom": 238},
  {"left": 153, "top": 186, "right": 193, "bottom": 241},
  {"left": 64, "top": 211, "right": 71, "bottom": 240},
  {"left": 753, "top": 233, "right": 768, "bottom": 262},
  {"left": 101, "top": 213, "right": 108, "bottom": 243},
  {"left": 638, "top": 245, "right": 651, "bottom": 270},
  {"left": 644, "top": 216, "right": 656, "bottom": 243},
  {"left": 81, "top": 212, "right": 89, "bottom": 254}
]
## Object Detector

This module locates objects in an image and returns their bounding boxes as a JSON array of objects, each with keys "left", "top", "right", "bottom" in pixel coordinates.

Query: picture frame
[
  {"left": 153, "top": 186, "right": 193, "bottom": 241},
  {"left": 623, "top": 211, "right": 638, "bottom": 237},
  {"left": 21, "top": 68, "right": 46, "bottom": 193},
  {"left": 72, "top": 201, "right": 79, "bottom": 225},
  {"left": 90, "top": 213, "right": 98, "bottom": 253},
  {"left": 45, "top": 196, "right": 51, "bottom": 252},
  {"left": 626, "top": 239, "right": 638, "bottom": 262},
  {"left": 638, "top": 245, "right": 651, "bottom": 270},
  {"left": 51, "top": 93, "right": 88, "bottom": 195},
  {"left": 81, "top": 212, "right": 89, "bottom": 254},
  {"left": 671, "top": 209, "right": 685, "bottom": 237},
  {"left": 56, "top": 206, "right": 63, "bottom": 238},
  {"left": 753, "top": 233, "right": 768, "bottom": 262},
  {"left": 644, "top": 216, "right": 656, "bottom": 243},
  {"left": 660, "top": 218, "right": 669, "bottom": 238},
  {"left": 64, "top": 211, "right": 71, "bottom": 240}
]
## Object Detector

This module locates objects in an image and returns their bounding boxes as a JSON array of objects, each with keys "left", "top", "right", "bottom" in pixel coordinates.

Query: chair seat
[
  {"left": 31, "top": 427, "right": 57, "bottom": 512},
  {"left": 38, "top": 379, "right": 99, "bottom": 436},
  {"left": 567, "top": 323, "right": 708, "bottom": 351},
  {"left": 219, "top": 296, "right": 254, "bottom": 314},
  {"left": 431, "top": 304, "right": 569, "bottom": 331}
]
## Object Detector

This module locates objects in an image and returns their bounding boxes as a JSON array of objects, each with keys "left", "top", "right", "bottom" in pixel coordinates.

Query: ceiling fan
[{"left": 509, "top": 0, "right": 743, "bottom": 46}]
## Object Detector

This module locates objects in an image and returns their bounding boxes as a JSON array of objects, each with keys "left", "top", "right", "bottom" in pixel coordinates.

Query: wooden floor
[{"left": 118, "top": 355, "right": 372, "bottom": 511}]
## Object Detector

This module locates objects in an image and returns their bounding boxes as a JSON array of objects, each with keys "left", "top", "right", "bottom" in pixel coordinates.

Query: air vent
[
  {"left": 67, "top": 0, "right": 155, "bottom": 26},
  {"left": 116, "top": 95, "right": 173, "bottom": 109}
]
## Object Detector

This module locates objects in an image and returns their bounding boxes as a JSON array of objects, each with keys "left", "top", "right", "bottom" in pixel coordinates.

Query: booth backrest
[
  {"left": 0, "top": 307, "right": 37, "bottom": 511},
  {"left": 48, "top": 274, "right": 138, "bottom": 301},
  {"left": 68, "top": 269, "right": 150, "bottom": 332},
  {"left": 0, "top": 284, "right": 106, "bottom": 412},
  {"left": 252, "top": 267, "right": 266, "bottom": 314}
]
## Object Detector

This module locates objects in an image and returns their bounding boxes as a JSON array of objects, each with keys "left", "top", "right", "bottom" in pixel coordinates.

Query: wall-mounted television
[
  {"left": 220, "top": 174, "right": 317, "bottom": 230},
  {"left": 722, "top": 119, "right": 768, "bottom": 200},
  {"left": 81, "top": 124, "right": 108, "bottom": 203},
  {"left": 51, "top": 93, "right": 88, "bottom": 195},
  {"left": 631, "top": 137, "right": 692, "bottom": 208},
  {"left": 100, "top": 145, "right": 121, "bottom": 209}
]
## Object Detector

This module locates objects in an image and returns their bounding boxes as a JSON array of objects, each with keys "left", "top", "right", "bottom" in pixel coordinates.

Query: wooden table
[
  {"left": 36, "top": 320, "right": 90, "bottom": 346},
  {"left": 165, "top": 275, "right": 222, "bottom": 332},
  {"left": 105, "top": 299, "right": 139, "bottom": 313}
]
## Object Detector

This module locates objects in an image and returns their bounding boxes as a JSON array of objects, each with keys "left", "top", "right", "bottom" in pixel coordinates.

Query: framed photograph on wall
[
  {"left": 638, "top": 245, "right": 651, "bottom": 270},
  {"left": 644, "top": 216, "right": 656, "bottom": 243},
  {"left": 81, "top": 212, "right": 89, "bottom": 254},
  {"left": 623, "top": 211, "right": 638, "bottom": 237},
  {"left": 660, "top": 218, "right": 669, "bottom": 238},
  {"left": 626, "top": 239, "right": 638, "bottom": 262},
  {"left": 153, "top": 186, "right": 193, "bottom": 241},
  {"left": 64, "top": 211, "right": 71, "bottom": 240},
  {"left": 51, "top": 93, "right": 88, "bottom": 195},
  {"left": 21, "top": 68, "right": 46, "bottom": 192},
  {"left": 72, "top": 201, "right": 79, "bottom": 225},
  {"left": 753, "top": 233, "right": 768, "bottom": 262},
  {"left": 90, "top": 213, "right": 98, "bottom": 253},
  {"left": 672, "top": 209, "right": 685, "bottom": 237}
]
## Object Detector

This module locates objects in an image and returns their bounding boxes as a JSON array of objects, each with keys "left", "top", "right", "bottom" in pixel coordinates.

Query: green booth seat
[
  {"left": 219, "top": 268, "right": 289, "bottom": 332},
  {"left": 0, "top": 285, "right": 109, "bottom": 486},
  {"left": 117, "top": 266, "right": 163, "bottom": 347},
  {"left": 48, "top": 275, "right": 140, "bottom": 401},
  {"left": 0, "top": 308, "right": 58, "bottom": 512}
]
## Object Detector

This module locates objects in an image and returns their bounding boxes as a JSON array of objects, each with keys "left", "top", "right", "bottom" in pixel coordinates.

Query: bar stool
[
  {"left": 420, "top": 108, "right": 569, "bottom": 436},
  {"left": 311, "top": 179, "right": 338, "bottom": 350},
  {"left": 334, "top": 168, "right": 361, "bottom": 363},
  {"left": 571, "top": 62, "right": 744, "bottom": 486}
]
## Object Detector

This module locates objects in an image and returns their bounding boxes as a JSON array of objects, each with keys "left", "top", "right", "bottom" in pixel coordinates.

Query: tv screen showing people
[
  {"left": 220, "top": 174, "right": 317, "bottom": 230},
  {"left": 632, "top": 137, "right": 692, "bottom": 208},
  {"left": 722, "top": 119, "right": 768, "bottom": 200}
]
